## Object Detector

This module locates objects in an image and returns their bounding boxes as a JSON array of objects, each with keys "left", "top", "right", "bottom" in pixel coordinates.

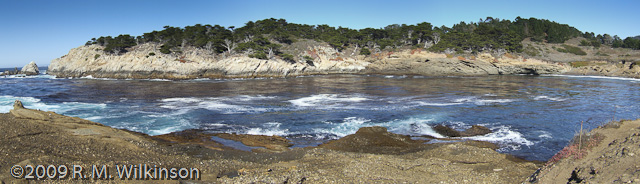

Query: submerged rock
[{"left": 20, "top": 61, "right": 39, "bottom": 75}]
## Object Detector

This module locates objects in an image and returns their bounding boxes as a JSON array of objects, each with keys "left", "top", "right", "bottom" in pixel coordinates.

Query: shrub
[
  {"left": 280, "top": 53, "right": 295, "bottom": 63},
  {"left": 558, "top": 45, "right": 587, "bottom": 55},
  {"left": 569, "top": 61, "right": 590, "bottom": 67},
  {"left": 249, "top": 52, "right": 268, "bottom": 60},
  {"left": 590, "top": 40, "right": 601, "bottom": 48},
  {"left": 160, "top": 45, "right": 171, "bottom": 54},
  {"left": 360, "top": 47, "right": 371, "bottom": 55},
  {"left": 149, "top": 52, "right": 156, "bottom": 56},
  {"left": 595, "top": 52, "right": 609, "bottom": 56},
  {"left": 579, "top": 40, "right": 591, "bottom": 46},
  {"left": 94, "top": 54, "right": 100, "bottom": 60},
  {"left": 546, "top": 133, "right": 604, "bottom": 165},
  {"left": 524, "top": 46, "right": 540, "bottom": 56}
]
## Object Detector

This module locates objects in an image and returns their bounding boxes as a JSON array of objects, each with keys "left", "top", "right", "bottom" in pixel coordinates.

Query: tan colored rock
[
  {"left": 48, "top": 44, "right": 369, "bottom": 79},
  {"left": 20, "top": 61, "right": 39, "bottom": 75}
]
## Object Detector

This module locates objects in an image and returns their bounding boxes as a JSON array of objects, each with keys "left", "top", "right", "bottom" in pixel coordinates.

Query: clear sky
[{"left": 0, "top": 0, "right": 638, "bottom": 68}]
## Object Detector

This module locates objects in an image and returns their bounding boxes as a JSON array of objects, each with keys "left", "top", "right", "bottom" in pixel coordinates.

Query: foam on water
[
  {"left": 159, "top": 96, "right": 271, "bottom": 114},
  {"left": 454, "top": 96, "right": 517, "bottom": 105},
  {"left": 79, "top": 75, "right": 116, "bottom": 80},
  {"left": 546, "top": 74, "right": 640, "bottom": 82},
  {"left": 289, "top": 94, "right": 368, "bottom": 109},
  {"left": 413, "top": 101, "right": 463, "bottom": 106},
  {"left": 463, "top": 125, "right": 534, "bottom": 151},
  {"left": 533, "top": 95, "right": 566, "bottom": 102},
  {"left": 245, "top": 122, "right": 290, "bottom": 136}
]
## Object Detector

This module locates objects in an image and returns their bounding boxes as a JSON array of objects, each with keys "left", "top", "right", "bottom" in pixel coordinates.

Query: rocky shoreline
[
  {"left": 2, "top": 99, "right": 639, "bottom": 183},
  {"left": 1, "top": 101, "right": 541, "bottom": 183},
  {"left": 48, "top": 44, "right": 574, "bottom": 80}
]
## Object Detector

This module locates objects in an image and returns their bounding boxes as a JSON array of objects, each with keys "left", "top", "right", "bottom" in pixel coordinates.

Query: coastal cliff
[
  {"left": 48, "top": 43, "right": 368, "bottom": 79},
  {"left": 48, "top": 44, "right": 569, "bottom": 79}
]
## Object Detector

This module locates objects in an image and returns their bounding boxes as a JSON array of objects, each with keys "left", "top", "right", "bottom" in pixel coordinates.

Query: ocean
[{"left": 1, "top": 68, "right": 639, "bottom": 161}]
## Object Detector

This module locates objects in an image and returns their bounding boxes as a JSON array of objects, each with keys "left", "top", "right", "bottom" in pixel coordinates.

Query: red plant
[{"left": 545, "top": 133, "right": 604, "bottom": 166}]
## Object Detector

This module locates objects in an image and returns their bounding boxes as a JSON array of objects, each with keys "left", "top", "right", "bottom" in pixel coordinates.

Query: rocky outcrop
[
  {"left": 364, "top": 51, "right": 569, "bottom": 76},
  {"left": 0, "top": 61, "right": 40, "bottom": 76},
  {"left": 433, "top": 124, "right": 492, "bottom": 137},
  {"left": 48, "top": 44, "right": 368, "bottom": 79},
  {"left": 530, "top": 119, "right": 640, "bottom": 183},
  {"left": 318, "top": 126, "right": 429, "bottom": 154},
  {"left": 20, "top": 61, "right": 39, "bottom": 75},
  {"left": 48, "top": 43, "right": 573, "bottom": 79},
  {"left": 564, "top": 60, "right": 640, "bottom": 78}
]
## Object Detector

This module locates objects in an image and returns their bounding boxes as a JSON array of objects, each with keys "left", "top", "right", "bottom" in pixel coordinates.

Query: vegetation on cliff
[{"left": 84, "top": 17, "right": 640, "bottom": 61}]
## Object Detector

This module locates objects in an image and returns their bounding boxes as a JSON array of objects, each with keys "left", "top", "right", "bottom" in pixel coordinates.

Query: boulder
[
  {"left": 433, "top": 124, "right": 492, "bottom": 137},
  {"left": 20, "top": 61, "right": 39, "bottom": 75},
  {"left": 461, "top": 125, "right": 492, "bottom": 137},
  {"left": 433, "top": 124, "right": 461, "bottom": 137},
  {"left": 319, "top": 126, "right": 429, "bottom": 154}
]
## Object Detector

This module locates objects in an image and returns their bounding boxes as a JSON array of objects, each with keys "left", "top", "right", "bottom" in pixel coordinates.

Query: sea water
[{"left": 1, "top": 69, "right": 639, "bottom": 161}]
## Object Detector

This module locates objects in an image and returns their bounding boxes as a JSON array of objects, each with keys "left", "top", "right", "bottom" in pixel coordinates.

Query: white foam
[
  {"left": 242, "top": 122, "right": 290, "bottom": 136},
  {"left": 545, "top": 74, "right": 640, "bottom": 82},
  {"left": 79, "top": 75, "right": 116, "bottom": 80},
  {"left": 463, "top": 126, "right": 534, "bottom": 151},
  {"left": 385, "top": 117, "right": 444, "bottom": 138},
  {"left": 0, "top": 96, "right": 106, "bottom": 115},
  {"left": 533, "top": 95, "right": 566, "bottom": 102},
  {"left": 454, "top": 96, "right": 517, "bottom": 105},
  {"left": 159, "top": 96, "right": 271, "bottom": 114},
  {"left": 289, "top": 94, "right": 368, "bottom": 109},
  {"left": 414, "top": 101, "right": 463, "bottom": 106}
]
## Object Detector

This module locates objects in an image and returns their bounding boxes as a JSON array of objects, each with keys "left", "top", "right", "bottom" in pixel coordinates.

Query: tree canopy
[{"left": 86, "top": 17, "right": 640, "bottom": 57}]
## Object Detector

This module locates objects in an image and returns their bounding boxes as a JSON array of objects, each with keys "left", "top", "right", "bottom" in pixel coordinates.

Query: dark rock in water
[
  {"left": 433, "top": 125, "right": 461, "bottom": 137},
  {"left": 434, "top": 124, "right": 492, "bottom": 137},
  {"left": 319, "top": 126, "right": 429, "bottom": 154},
  {"left": 461, "top": 125, "right": 492, "bottom": 137}
]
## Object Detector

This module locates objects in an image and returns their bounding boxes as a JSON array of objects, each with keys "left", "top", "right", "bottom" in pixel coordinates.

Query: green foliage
[
  {"left": 83, "top": 16, "right": 605, "bottom": 56},
  {"left": 595, "top": 51, "right": 609, "bottom": 56},
  {"left": 148, "top": 52, "right": 155, "bottom": 56},
  {"left": 557, "top": 45, "right": 586, "bottom": 55},
  {"left": 280, "top": 53, "right": 295, "bottom": 63},
  {"left": 249, "top": 52, "right": 267, "bottom": 59},
  {"left": 94, "top": 54, "right": 100, "bottom": 59},
  {"left": 623, "top": 37, "right": 640, "bottom": 49},
  {"left": 569, "top": 61, "right": 591, "bottom": 67},
  {"left": 360, "top": 47, "right": 371, "bottom": 55},
  {"left": 579, "top": 40, "right": 590, "bottom": 46},
  {"left": 512, "top": 17, "right": 582, "bottom": 43},
  {"left": 96, "top": 34, "right": 136, "bottom": 54},
  {"left": 524, "top": 46, "right": 540, "bottom": 56},
  {"left": 303, "top": 55, "right": 313, "bottom": 62},
  {"left": 160, "top": 44, "right": 171, "bottom": 54},
  {"left": 590, "top": 40, "right": 601, "bottom": 48}
]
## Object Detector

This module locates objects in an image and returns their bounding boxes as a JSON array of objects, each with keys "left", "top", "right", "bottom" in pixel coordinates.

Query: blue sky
[{"left": 0, "top": 0, "right": 638, "bottom": 68}]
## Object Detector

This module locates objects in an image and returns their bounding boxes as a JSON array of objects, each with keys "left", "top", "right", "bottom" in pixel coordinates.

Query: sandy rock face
[
  {"left": 48, "top": 44, "right": 369, "bottom": 79},
  {"left": 20, "top": 61, "right": 40, "bottom": 75}
]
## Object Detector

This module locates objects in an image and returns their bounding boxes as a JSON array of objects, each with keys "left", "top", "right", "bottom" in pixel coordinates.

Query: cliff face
[
  {"left": 48, "top": 43, "right": 368, "bottom": 79},
  {"left": 49, "top": 44, "right": 570, "bottom": 79}
]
